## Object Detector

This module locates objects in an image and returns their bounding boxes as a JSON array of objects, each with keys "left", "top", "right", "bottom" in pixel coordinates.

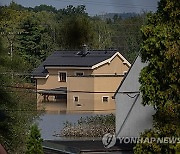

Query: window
[
  {"left": 75, "top": 72, "right": 84, "bottom": 76},
  {"left": 102, "top": 96, "right": 109, "bottom": 103},
  {"left": 55, "top": 94, "right": 67, "bottom": 100},
  {"left": 58, "top": 72, "right": 66, "bottom": 82},
  {"left": 73, "top": 96, "right": 79, "bottom": 102}
]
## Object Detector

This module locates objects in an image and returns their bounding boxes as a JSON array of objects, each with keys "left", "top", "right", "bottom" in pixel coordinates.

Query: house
[
  {"left": 114, "top": 56, "right": 155, "bottom": 137},
  {"left": 32, "top": 47, "right": 131, "bottom": 113}
]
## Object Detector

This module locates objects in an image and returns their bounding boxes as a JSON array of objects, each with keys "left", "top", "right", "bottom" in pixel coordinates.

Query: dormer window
[{"left": 58, "top": 72, "right": 67, "bottom": 82}]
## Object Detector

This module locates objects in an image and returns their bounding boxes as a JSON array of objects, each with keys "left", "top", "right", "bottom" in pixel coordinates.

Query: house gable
[
  {"left": 92, "top": 52, "right": 131, "bottom": 70},
  {"left": 92, "top": 52, "right": 130, "bottom": 75}
]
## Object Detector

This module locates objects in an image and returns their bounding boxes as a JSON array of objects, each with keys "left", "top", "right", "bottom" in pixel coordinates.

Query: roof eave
[
  {"left": 44, "top": 66, "right": 93, "bottom": 70},
  {"left": 32, "top": 74, "right": 49, "bottom": 79},
  {"left": 92, "top": 52, "right": 131, "bottom": 69}
]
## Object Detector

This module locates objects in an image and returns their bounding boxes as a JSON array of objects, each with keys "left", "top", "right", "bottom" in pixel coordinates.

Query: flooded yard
[
  {"left": 38, "top": 113, "right": 107, "bottom": 140},
  {"left": 37, "top": 100, "right": 113, "bottom": 140}
]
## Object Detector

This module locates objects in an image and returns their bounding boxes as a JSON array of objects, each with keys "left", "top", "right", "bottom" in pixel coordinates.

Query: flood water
[
  {"left": 37, "top": 100, "right": 114, "bottom": 140},
  {"left": 37, "top": 112, "right": 105, "bottom": 140},
  {"left": 37, "top": 105, "right": 133, "bottom": 153}
]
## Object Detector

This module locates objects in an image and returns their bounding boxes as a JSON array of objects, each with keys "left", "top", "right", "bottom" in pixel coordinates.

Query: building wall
[
  {"left": 92, "top": 55, "right": 129, "bottom": 112},
  {"left": 115, "top": 56, "right": 155, "bottom": 137},
  {"left": 67, "top": 76, "right": 94, "bottom": 112},
  {"left": 92, "top": 55, "right": 129, "bottom": 75},
  {"left": 37, "top": 69, "right": 93, "bottom": 90},
  {"left": 93, "top": 77, "right": 123, "bottom": 112}
]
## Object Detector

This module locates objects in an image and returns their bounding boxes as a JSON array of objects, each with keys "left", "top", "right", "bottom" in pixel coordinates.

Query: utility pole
[
  {"left": 10, "top": 40, "right": 13, "bottom": 61},
  {"left": 0, "top": 31, "right": 21, "bottom": 79}
]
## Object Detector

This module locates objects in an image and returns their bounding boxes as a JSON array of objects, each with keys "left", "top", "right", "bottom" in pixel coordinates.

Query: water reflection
[
  {"left": 37, "top": 100, "right": 115, "bottom": 114},
  {"left": 37, "top": 101, "right": 67, "bottom": 114}
]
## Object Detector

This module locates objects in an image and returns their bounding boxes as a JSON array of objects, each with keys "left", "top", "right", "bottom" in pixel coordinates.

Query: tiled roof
[{"left": 32, "top": 50, "right": 118, "bottom": 77}]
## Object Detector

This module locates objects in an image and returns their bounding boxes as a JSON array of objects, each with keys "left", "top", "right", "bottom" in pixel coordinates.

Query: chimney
[
  {"left": 82, "top": 44, "right": 88, "bottom": 53},
  {"left": 76, "top": 44, "right": 89, "bottom": 56}
]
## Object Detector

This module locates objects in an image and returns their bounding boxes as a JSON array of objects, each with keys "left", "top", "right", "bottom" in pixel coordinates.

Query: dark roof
[
  {"left": 43, "top": 140, "right": 134, "bottom": 153},
  {"left": 32, "top": 50, "right": 117, "bottom": 77}
]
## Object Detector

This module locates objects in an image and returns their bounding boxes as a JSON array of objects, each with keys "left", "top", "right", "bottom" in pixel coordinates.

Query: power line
[
  {"left": 0, "top": 85, "right": 140, "bottom": 94},
  {"left": 0, "top": 108, "right": 115, "bottom": 112}
]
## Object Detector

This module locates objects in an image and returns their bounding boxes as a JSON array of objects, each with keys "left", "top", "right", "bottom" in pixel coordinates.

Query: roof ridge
[{"left": 54, "top": 49, "right": 118, "bottom": 52}]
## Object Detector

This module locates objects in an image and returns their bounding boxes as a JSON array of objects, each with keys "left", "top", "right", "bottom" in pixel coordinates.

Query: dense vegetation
[
  {"left": 134, "top": 0, "right": 180, "bottom": 153},
  {"left": 0, "top": 35, "right": 39, "bottom": 153},
  {"left": 26, "top": 124, "right": 43, "bottom": 154},
  {"left": 0, "top": 4, "right": 41, "bottom": 153},
  {"left": 60, "top": 114, "right": 115, "bottom": 137}
]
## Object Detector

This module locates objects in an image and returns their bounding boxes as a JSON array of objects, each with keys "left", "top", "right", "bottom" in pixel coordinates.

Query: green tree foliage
[
  {"left": 109, "top": 14, "right": 144, "bottom": 62},
  {"left": 26, "top": 124, "right": 43, "bottom": 154},
  {"left": 0, "top": 8, "right": 40, "bottom": 153},
  {"left": 0, "top": 35, "right": 39, "bottom": 153},
  {"left": 57, "top": 5, "right": 113, "bottom": 50},
  {"left": 59, "top": 5, "right": 87, "bottom": 16},
  {"left": 57, "top": 5, "right": 92, "bottom": 49},
  {"left": 91, "top": 18, "right": 112, "bottom": 49},
  {"left": 33, "top": 4, "right": 57, "bottom": 13},
  {"left": 8, "top": 1, "right": 26, "bottom": 11},
  {"left": 134, "top": 0, "right": 180, "bottom": 153},
  {"left": 0, "top": 35, "right": 14, "bottom": 153},
  {"left": 59, "top": 15, "right": 94, "bottom": 49},
  {"left": 17, "top": 13, "right": 44, "bottom": 68},
  {"left": 36, "top": 11, "right": 59, "bottom": 60}
]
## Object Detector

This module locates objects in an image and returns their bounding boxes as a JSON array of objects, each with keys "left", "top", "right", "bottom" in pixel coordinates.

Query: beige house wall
[
  {"left": 67, "top": 77, "right": 94, "bottom": 112},
  {"left": 36, "top": 69, "right": 92, "bottom": 89},
  {"left": 93, "top": 77, "right": 123, "bottom": 112},
  {"left": 92, "top": 55, "right": 129, "bottom": 75}
]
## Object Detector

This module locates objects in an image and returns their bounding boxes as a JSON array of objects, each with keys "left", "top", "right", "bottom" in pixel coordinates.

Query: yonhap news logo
[
  {"left": 102, "top": 133, "right": 116, "bottom": 148},
  {"left": 102, "top": 133, "right": 180, "bottom": 149}
]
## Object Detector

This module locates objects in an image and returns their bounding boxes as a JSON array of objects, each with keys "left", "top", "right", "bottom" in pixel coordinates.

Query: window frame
[
  {"left": 75, "top": 71, "right": 84, "bottom": 76},
  {"left": 58, "top": 71, "right": 67, "bottom": 82},
  {"left": 102, "top": 96, "right": 109, "bottom": 103},
  {"left": 73, "top": 96, "right": 79, "bottom": 103}
]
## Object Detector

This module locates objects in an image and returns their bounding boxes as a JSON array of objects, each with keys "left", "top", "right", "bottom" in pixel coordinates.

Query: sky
[{"left": 0, "top": 0, "right": 159, "bottom": 16}]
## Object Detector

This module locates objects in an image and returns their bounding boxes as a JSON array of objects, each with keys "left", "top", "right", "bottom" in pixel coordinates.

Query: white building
[{"left": 114, "top": 56, "right": 155, "bottom": 138}]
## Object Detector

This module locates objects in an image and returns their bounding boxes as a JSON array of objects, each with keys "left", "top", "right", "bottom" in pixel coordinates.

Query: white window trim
[
  {"left": 58, "top": 71, "right": 67, "bottom": 82},
  {"left": 74, "top": 71, "right": 84, "bottom": 76},
  {"left": 73, "top": 96, "right": 79, "bottom": 103},
  {"left": 102, "top": 96, "right": 109, "bottom": 103}
]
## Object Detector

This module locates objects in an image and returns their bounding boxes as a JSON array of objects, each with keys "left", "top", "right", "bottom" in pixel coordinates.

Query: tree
[
  {"left": 0, "top": 7, "right": 40, "bottom": 153},
  {"left": 17, "top": 13, "right": 44, "bottom": 68},
  {"left": 109, "top": 14, "right": 144, "bottom": 62},
  {"left": 59, "top": 5, "right": 87, "bottom": 16},
  {"left": 134, "top": 0, "right": 180, "bottom": 153},
  {"left": 59, "top": 15, "right": 94, "bottom": 49},
  {"left": 0, "top": 35, "right": 14, "bottom": 153},
  {"left": 26, "top": 124, "right": 43, "bottom": 154},
  {"left": 91, "top": 18, "right": 112, "bottom": 49},
  {"left": 33, "top": 4, "right": 57, "bottom": 13}
]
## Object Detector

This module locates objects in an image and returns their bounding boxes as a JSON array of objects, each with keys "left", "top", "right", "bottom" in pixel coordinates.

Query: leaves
[
  {"left": 136, "top": 0, "right": 180, "bottom": 153},
  {"left": 26, "top": 124, "right": 43, "bottom": 154}
]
